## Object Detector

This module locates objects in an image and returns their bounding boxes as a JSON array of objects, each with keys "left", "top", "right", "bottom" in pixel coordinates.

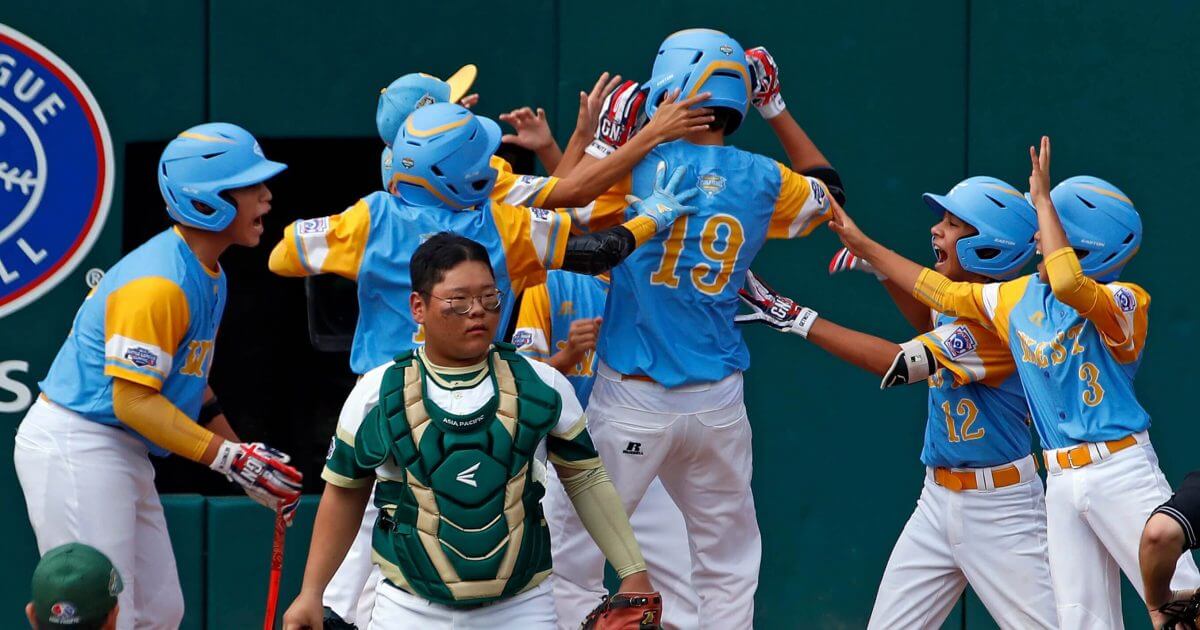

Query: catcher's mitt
[
  {"left": 580, "top": 591, "right": 663, "bottom": 629},
  {"left": 1157, "top": 590, "right": 1200, "bottom": 629},
  {"left": 322, "top": 606, "right": 358, "bottom": 630}
]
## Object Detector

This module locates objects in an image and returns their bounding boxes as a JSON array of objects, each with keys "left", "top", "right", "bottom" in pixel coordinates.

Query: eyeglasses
[{"left": 426, "top": 290, "right": 503, "bottom": 315}]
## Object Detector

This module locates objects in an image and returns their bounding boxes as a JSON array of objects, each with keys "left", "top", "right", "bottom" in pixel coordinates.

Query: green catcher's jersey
[{"left": 322, "top": 343, "right": 600, "bottom": 607}]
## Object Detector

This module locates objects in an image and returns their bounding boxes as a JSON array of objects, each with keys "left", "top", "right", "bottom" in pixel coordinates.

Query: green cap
[{"left": 30, "top": 543, "right": 123, "bottom": 628}]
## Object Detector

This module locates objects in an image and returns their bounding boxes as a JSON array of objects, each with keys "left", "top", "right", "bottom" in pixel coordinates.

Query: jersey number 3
[{"left": 650, "top": 214, "right": 746, "bottom": 294}]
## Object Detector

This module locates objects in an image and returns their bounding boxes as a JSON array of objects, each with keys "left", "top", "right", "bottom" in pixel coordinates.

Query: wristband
[
  {"left": 792, "top": 307, "right": 818, "bottom": 338},
  {"left": 199, "top": 397, "right": 223, "bottom": 426}
]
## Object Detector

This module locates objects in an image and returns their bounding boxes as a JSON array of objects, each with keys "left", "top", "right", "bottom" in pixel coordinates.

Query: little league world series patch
[{"left": 0, "top": 25, "right": 113, "bottom": 318}]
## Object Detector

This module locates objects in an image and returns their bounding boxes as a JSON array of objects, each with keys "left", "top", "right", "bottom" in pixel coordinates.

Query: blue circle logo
[{"left": 0, "top": 25, "right": 113, "bottom": 318}]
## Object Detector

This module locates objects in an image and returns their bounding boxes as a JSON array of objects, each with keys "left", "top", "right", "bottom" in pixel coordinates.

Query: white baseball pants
[{"left": 368, "top": 577, "right": 556, "bottom": 629}]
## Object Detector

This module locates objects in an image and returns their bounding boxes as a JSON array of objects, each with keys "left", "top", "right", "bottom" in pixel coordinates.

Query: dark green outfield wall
[{"left": 2, "top": 1, "right": 1197, "bottom": 626}]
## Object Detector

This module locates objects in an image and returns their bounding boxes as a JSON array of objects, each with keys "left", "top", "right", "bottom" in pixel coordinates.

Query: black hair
[
  {"left": 708, "top": 107, "right": 742, "bottom": 135},
  {"left": 410, "top": 232, "right": 495, "bottom": 295}
]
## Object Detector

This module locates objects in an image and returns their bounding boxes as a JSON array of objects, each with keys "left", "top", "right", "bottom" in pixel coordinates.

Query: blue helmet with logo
[
  {"left": 388, "top": 103, "right": 500, "bottom": 210},
  {"left": 157, "top": 123, "right": 286, "bottom": 231},
  {"left": 1047, "top": 176, "right": 1142, "bottom": 282},
  {"left": 376, "top": 66, "right": 477, "bottom": 148},
  {"left": 923, "top": 176, "right": 1037, "bottom": 280},
  {"left": 644, "top": 28, "right": 751, "bottom": 135}
]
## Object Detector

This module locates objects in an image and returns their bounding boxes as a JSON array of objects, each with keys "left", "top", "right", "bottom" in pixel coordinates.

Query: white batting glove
[
  {"left": 745, "top": 46, "right": 786, "bottom": 119},
  {"left": 211, "top": 441, "right": 303, "bottom": 524},
  {"left": 829, "top": 247, "right": 886, "bottom": 280},
  {"left": 734, "top": 270, "right": 818, "bottom": 338}
]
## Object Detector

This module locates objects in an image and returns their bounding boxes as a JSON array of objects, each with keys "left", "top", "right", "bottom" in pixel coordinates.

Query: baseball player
[
  {"left": 736, "top": 177, "right": 1058, "bottom": 628},
  {"left": 556, "top": 30, "right": 842, "bottom": 626},
  {"left": 27, "top": 543, "right": 122, "bottom": 630},
  {"left": 512, "top": 271, "right": 700, "bottom": 629},
  {"left": 272, "top": 101, "right": 701, "bottom": 627},
  {"left": 282, "top": 233, "right": 664, "bottom": 629},
  {"left": 1142, "top": 472, "right": 1200, "bottom": 628},
  {"left": 830, "top": 136, "right": 1200, "bottom": 628},
  {"left": 13, "top": 124, "right": 303, "bottom": 629}
]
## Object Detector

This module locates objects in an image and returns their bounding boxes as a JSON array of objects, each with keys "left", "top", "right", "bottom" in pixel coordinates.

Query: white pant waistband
[{"left": 925, "top": 454, "right": 1038, "bottom": 492}]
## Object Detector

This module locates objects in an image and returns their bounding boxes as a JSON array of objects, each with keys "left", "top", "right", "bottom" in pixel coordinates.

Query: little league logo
[
  {"left": 944, "top": 325, "right": 978, "bottom": 359},
  {"left": 0, "top": 25, "right": 113, "bottom": 318}
]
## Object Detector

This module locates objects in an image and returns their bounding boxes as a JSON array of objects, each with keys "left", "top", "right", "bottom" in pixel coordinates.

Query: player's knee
[{"left": 1142, "top": 513, "right": 1187, "bottom": 556}]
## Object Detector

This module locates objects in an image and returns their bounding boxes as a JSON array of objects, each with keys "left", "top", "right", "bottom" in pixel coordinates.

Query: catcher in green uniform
[{"left": 283, "top": 233, "right": 662, "bottom": 629}]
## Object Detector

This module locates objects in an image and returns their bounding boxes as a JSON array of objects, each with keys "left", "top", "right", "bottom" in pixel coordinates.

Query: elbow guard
[
  {"left": 880, "top": 339, "right": 937, "bottom": 389},
  {"left": 560, "top": 226, "right": 636, "bottom": 275},
  {"left": 804, "top": 166, "right": 846, "bottom": 207}
]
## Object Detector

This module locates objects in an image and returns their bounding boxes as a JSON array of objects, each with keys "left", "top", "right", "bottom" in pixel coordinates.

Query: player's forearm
[
  {"left": 535, "top": 142, "right": 564, "bottom": 175},
  {"left": 112, "top": 378, "right": 223, "bottom": 464},
  {"left": 768, "top": 111, "right": 830, "bottom": 173},
  {"left": 857, "top": 239, "right": 927, "bottom": 298},
  {"left": 806, "top": 319, "right": 901, "bottom": 377},
  {"left": 546, "top": 348, "right": 582, "bottom": 375},
  {"left": 882, "top": 279, "right": 934, "bottom": 333},
  {"left": 553, "top": 132, "right": 592, "bottom": 177},
  {"left": 546, "top": 129, "right": 659, "bottom": 208},
  {"left": 1033, "top": 193, "right": 1071, "bottom": 257},
  {"left": 297, "top": 483, "right": 373, "bottom": 599},
  {"left": 1140, "top": 514, "right": 1189, "bottom": 609},
  {"left": 559, "top": 463, "right": 646, "bottom": 578}
]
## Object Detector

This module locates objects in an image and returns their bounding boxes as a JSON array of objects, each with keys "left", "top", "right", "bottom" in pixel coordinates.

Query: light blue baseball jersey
[
  {"left": 512, "top": 271, "right": 609, "bottom": 405},
  {"left": 917, "top": 271, "right": 1152, "bottom": 450},
  {"left": 272, "top": 191, "right": 571, "bottom": 374},
  {"left": 593, "top": 141, "right": 832, "bottom": 387},
  {"left": 40, "top": 227, "right": 226, "bottom": 456},
  {"left": 917, "top": 312, "right": 1033, "bottom": 468}
]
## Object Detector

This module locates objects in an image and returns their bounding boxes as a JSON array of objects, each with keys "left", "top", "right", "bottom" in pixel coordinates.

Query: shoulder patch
[
  {"left": 298, "top": 216, "right": 329, "bottom": 235},
  {"left": 943, "top": 325, "right": 978, "bottom": 359},
  {"left": 511, "top": 330, "right": 533, "bottom": 348},
  {"left": 1113, "top": 286, "right": 1137, "bottom": 313}
]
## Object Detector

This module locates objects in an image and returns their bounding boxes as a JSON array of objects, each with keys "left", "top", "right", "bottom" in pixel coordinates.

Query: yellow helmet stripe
[
  {"left": 405, "top": 113, "right": 472, "bottom": 138},
  {"left": 686, "top": 60, "right": 751, "bottom": 101},
  {"left": 178, "top": 131, "right": 235, "bottom": 144}
]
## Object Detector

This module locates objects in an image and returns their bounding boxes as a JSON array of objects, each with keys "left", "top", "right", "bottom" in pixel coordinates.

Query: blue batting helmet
[
  {"left": 157, "top": 123, "right": 286, "bottom": 231},
  {"left": 644, "top": 29, "right": 751, "bottom": 135},
  {"left": 1046, "top": 176, "right": 1142, "bottom": 282},
  {"left": 376, "top": 66, "right": 477, "bottom": 147},
  {"left": 388, "top": 103, "right": 500, "bottom": 209},
  {"left": 923, "top": 176, "right": 1037, "bottom": 280}
]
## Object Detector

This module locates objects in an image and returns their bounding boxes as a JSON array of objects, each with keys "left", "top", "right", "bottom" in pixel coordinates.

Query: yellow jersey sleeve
[
  {"left": 912, "top": 271, "right": 1031, "bottom": 347},
  {"left": 267, "top": 200, "right": 372, "bottom": 280},
  {"left": 489, "top": 155, "right": 559, "bottom": 208},
  {"left": 565, "top": 174, "right": 631, "bottom": 234},
  {"left": 489, "top": 203, "right": 572, "bottom": 294},
  {"left": 918, "top": 318, "right": 1016, "bottom": 388},
  {"left": 103, "top": 277, "right": 191, "bottom": 389},
  {"left": 513, "top": 283, "right": 553, "bottom": 360},
  {"left": 1043, "top": 247, "right": 1149, "bottom": 361},
  {"left": 768, "top": 163, "right": 834, "bottom": 239}
]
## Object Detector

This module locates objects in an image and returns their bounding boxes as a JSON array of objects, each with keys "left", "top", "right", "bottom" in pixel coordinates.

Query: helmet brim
[
  {"left": 445, "top": 64, "right": 478, "bottom": 104},
  {"left": 212, "top": 159, "right": 287, "bottom": 193},
  {"left": 922, "top": 192, "right": 957, "bottom": 219}
]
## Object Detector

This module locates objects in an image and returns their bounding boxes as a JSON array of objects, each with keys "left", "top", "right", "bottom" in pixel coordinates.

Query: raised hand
[
  {"left": 572, "top": 72, "right": 625, "bottom": 140},
  {"left": 827, "top": 200, "right": 872, "bottom": 258},
  {"left": 639, "top": 89, "right": 716, "bottom": 142},
  {"left": 587, "top": 80, "right": 648, "bottom": 158},
  {"left": 746, "top": 46, "right": 786, "bottom": 119},
  {"left": 459, "top": 93, "right": 480, "bottom": 109},
  {"left": 626, "top": 161, "right": 700, "bottom": 232},
  {"left": 1029, "top": 135, "right": 1051, "bottom": 204},
  {"left": 499, "top": 106, "right": 554, "bottom": 152}
]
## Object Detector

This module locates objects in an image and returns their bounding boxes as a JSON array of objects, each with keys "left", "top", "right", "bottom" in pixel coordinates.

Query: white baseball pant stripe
[
  {"left": 368, "top": 577, "right": 556, "bottom": 629},
  {"left": 1044, "top": 434, "right": 1200, "bottom": 629},
  {"left": 14, "top": 399, "right": 185, "bottom": 630},
  {"left": 867, "top": 455, "right": 1058, "bottom": 630}
]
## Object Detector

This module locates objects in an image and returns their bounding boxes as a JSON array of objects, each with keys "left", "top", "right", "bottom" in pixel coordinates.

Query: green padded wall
[{"left": 163, "top": 494, "right": 207, "bottom": 630}]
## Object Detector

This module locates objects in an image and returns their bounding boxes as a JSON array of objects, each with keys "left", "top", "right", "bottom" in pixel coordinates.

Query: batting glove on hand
[
  {"left": 211, "top": 441, "right": 303, "bottom": 524},
  {"left": 1154, "top": 589, "right": 1200, "bottom": 630},
  {"left": 626, "top": 161, "right": 699, "bottom": 233},
  {"left": 587, "top": 80, "right": 648, "bottom": 159},
  {"left": 734, "top": 270, "right": 819, "bottom": 338},
  {"left": 746, "top": 46, "right": 786, "bottom": 119},
  {"left": 829, "top": 247, "right": 886, "bottom": 280}
]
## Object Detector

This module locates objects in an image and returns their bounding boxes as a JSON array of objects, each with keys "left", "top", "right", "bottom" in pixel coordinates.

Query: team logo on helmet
[
  {"left": 719, "top": 45, "right": 734, "bottom": 56},
  {"left": 401, "top": 157, "right": 415, "bottom": 169},
  {"left": 944, "top": 326, "right": 978, "bottom": 359},
  {"left": 108, "top": 567, "right": 123, "bottom": 595},
  {"left": 415, "top": 94, "right": 436, "bottom": 109},
  {"left": 698, "top": 173, "right": 726, "bottom": 197},
  {"left": 49, "top": 602, "right": 80, "bottom": 623},
  {"left": 0, "top": 26, "right": 113, "bottom": 319}
]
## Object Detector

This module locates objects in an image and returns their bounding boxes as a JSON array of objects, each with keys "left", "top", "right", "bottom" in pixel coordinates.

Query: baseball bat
[{"left": 263, "top": 508, "right": 287, "bottom": 630}]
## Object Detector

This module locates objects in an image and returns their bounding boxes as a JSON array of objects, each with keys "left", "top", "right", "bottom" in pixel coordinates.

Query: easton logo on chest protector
[{"left": 0, "top": 26, "right": 114, "bottom": 318}]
